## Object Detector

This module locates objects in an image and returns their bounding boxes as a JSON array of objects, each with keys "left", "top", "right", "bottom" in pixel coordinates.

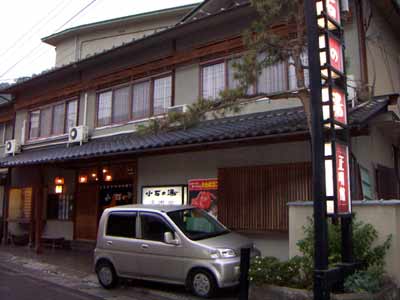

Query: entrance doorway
[
  {"left": 75, "top": 183, "right": 98, "bottom": 240},
  {"left": 74, "top": 162, "right": 137, "bottom": 241}
]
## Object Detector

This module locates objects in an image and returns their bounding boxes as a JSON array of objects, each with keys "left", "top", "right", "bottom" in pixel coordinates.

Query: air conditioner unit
[
  {"left": 167, "top": 104, "right": 189, "bottom": 114},
  {"left": 5, "top": 139, "right": 21, "bottom": 156},
  {"left": 68, "top": 125, "right": 89, "bottom": 145}
]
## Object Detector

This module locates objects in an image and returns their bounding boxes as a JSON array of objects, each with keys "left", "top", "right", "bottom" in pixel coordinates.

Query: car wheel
[
  {"left": 96, "top": 260, "right": 119, "bottom": 289},
  {"left": 189, "top": 269, "right": 217, "bottom": 298}
]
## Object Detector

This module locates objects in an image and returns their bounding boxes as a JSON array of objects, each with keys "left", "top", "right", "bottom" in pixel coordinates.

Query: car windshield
[{"left": 167, "top": 208, "right": 229, "bottom": 241}]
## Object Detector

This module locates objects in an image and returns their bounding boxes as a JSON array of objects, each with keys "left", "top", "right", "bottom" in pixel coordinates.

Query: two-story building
[{"left": 0, "top": 0, "right": 399, "bottom": 262}]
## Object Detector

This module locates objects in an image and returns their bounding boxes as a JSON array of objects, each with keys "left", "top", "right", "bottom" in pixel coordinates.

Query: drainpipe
[
  {"left": 83, "top": 92, "right": 88, "bottom": 126},
  {"left": 355, "top": 0, "right": 369, "bottom": 85}
]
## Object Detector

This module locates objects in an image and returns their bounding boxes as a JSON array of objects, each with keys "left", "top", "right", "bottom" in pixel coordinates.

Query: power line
[
  {"left": 0, "top": 0, "right": 71, "bottom": 60},
  {"left": 0, "top": 0, "right": 99, "bottom": 80}
]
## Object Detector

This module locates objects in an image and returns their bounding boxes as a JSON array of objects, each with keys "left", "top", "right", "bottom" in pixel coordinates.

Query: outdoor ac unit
[
  {"left": 5, "top": 139, "right": 21, "bottom": 156},
  {"left": 68, "top": 125, "right": 89, "bottom": 145},
  {"left": 167, "top": 104, "right": 189, "bottom": 114}
]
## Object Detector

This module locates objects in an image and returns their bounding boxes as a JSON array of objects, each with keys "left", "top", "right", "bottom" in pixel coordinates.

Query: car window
[
  {"left": 168, "top": 208, "right": 229, "bottom": 241},
  {"left": 140, "top": 213, "right": 172, "bottom": 242},
  {"left": 106, "top": 212, "right": 136, "bottom": 238}
]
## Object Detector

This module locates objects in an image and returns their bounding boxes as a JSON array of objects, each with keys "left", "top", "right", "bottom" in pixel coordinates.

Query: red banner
[
  {"left": 329, "top": 37, "right": 343, "bottom": 72},
  {"left": 336, "top": 143, "right": 351, "bottom": 214},
  {"left": 332, "top": 88, "right": 347, "bottom": 125},
  {"left": 327, "top": 0, "right": 341, "bottom": 24}
]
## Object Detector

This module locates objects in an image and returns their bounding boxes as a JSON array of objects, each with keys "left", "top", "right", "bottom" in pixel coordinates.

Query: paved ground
[
  {"left": 0, "top": 265, "right": 102, "bottom": 300},
  {"left": 0, "top": 245, "right": 237, "bottom": 300}
]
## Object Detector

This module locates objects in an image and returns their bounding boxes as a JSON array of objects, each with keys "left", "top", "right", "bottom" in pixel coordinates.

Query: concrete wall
[
  {"left": 366, "top": 2, "right": 400, "bottom": 96},
  {"left": 55, "top": 12, "right": 183, "bottom": 66},
  {"left": 55, "top": 38, "right": 77, "bottom": 67},
  {"left": 288, "top": 201, "right": 400, "bottom": 287}
]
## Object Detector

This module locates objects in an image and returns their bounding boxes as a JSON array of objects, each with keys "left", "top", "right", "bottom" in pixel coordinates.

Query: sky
[{"left": 0, "top": 0, "right": 200, "bottom": 83}]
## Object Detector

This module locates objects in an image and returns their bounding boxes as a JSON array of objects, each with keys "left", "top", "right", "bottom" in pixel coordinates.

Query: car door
[
  {"left": 103, "top": 211, "right": 142, "bottom": 277},
  {"left": 136, "top": 212, "right": 185, "bottom": 283}
]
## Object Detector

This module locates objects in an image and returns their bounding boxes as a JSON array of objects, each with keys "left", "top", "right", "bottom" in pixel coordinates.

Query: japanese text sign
[
  {"left": 142, "top": 186, "right": 185, "bottom": 205},
  {"left": 336, "top": 143, "right": 351, "bottom": 214},
  {"left": 332, "top": 88, "right": 347, "bottom": 125},
  {"left": 328, "top": 37, "right": 343, "bottom": 72}
]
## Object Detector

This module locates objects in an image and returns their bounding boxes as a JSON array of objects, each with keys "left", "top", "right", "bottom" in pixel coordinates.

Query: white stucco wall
[
  {"left": 137, "top": 141, "right": 312, "bottom": 199},
  {"left": 138, "top": 141, "right": 311, "bottom": 259}
]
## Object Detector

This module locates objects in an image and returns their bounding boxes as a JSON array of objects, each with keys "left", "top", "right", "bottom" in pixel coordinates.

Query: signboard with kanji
[
  {"left": 332, "top": 88, "right": 347, "bottom": 125},
  {"left": 336, "top": 143, "right": 351, "bottom": 214},
  {"left": 142, "top": 185, "right": 186, "bottom": 205},
  {"left": 189, "top": 179, "right": 218, "bottom": 216},
  {"left": 328, "top": 37, "right": 343, "bottom": 72},
  {"left": 326, "top": 0, "right": 341, "bottom": 24}
]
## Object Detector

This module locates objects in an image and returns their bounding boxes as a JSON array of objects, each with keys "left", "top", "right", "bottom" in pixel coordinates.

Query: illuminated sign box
[{"left": 142, "top": 185, "right": 187, "bottom": 205}]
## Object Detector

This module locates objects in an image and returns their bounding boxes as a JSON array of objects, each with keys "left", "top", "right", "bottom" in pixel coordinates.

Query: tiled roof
[{"left": 0, "top": 97, "right": 389, "bottom": 167}]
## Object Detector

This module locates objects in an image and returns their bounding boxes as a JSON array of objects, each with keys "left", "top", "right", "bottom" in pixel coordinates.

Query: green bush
[
  {"left": 249, "top": 256, "right": 308, "bottom": 288},
  {"left": 249, "top": 216, "right": 392, "bottom": 292},
  {"left": 296, "top": 217, "right": 392, "bottom": 269},
  {"left": 344, "top": 264, "right": 385, "bottom": 294}
]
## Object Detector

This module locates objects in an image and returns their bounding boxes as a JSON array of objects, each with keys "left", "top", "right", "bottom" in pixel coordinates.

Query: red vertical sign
[
  {"left": 327, "top": 0, "right": 341, "bottom": 24},
  {"left": 329, "top": 37, "right": 343, "bottom": 72},
  {"left": 332, "top": 88, "right": 347, "bottom": 125},
  {"left": 336, "top": 143, "right": 351, "bottom": 214}
]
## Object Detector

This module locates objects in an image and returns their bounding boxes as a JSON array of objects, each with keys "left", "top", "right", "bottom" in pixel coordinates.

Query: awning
[{"left": 0, "top": 96, "right": 390, "bottom": 168}]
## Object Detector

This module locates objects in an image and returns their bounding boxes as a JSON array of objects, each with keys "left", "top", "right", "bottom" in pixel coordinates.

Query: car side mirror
[{"left": 164, "top": 232, "right": 179, "bottom": 245}]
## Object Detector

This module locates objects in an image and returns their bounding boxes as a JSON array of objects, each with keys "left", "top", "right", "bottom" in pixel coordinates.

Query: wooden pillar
[
  {"left": 1, "top": 170, "right": 10, "bottom": 245},
  {"left": 34, "top": 167, "right": 44, "bottom": 254}
]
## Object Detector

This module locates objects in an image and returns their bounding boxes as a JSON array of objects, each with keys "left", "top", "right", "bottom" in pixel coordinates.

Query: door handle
[
  {"left": 106, "top": 241, "right": 113, "bottom": 246},
  {"left": 141, "top": 244, "right": 149, "bottom": 249}
]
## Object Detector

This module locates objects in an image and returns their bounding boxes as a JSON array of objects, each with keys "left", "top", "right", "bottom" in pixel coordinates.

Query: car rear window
[{"left": 106, "top": 212, "right": 136, "bottom": 238}]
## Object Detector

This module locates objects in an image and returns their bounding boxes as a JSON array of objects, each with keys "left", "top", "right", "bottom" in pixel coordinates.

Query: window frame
[
  {"left": 95, "top": 73, "right": 174, "bottom": 128},
  {"left": 0, "top": 121, "right": 14, "bottom": 144},
  {"left": 65, "top": 99, "right": 79, "bottom": 134},
  {"left": 199, "top": 54, "right": 299, "bottom": 99},
  {"left": 27, "top": 97, "right": 79, "bottom": 141}
]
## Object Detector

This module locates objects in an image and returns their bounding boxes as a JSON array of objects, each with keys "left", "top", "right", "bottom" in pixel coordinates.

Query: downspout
[
  {"left": 355, "top": 0, "right": 369, "bottom": 86},
  {"left": 83, "top": 92, "right": 88, "bottom": 126}
]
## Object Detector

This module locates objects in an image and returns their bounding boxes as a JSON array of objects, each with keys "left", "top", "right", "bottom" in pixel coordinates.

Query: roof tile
[{"left": 0, "top": 97, "right": 389, "bottom": 167}]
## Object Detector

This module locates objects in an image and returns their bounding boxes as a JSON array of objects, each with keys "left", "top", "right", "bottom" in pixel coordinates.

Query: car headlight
[{"left": 210, "top": 248, "right": 237, "bottom": 259}]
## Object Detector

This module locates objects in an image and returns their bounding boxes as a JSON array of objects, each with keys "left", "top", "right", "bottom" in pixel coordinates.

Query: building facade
[{"left": 0, "top": 0, "right": 399, "bottom": 260}]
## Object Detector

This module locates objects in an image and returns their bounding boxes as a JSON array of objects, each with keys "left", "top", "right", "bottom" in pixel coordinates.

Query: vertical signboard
[
  {"left": 336, "top": 143, "right": 351, "bottom": 214},
  {"left": 189, "top": 179, "right": 218, "bottom": 216},
  {"left": 317, "top": 0, "right": 352, "bottom": 216}
]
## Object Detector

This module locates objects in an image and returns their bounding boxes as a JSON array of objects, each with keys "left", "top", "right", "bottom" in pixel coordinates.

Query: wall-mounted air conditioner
[
  {"left": 167, "top": 104, "right": 189, "bottom": 114},
  {"left": 68, "top": 125, "right": 89, "bottom": 145},
  {"left": 5, "top": 139, "right": 21, "bottom": 156}
]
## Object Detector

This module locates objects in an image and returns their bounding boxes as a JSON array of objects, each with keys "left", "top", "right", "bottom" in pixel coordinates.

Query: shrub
[
  {"left": 249, "top": 216, "right": 392, "bottom": 292},
  {"left": 344, "top": 264, "right": 385, "bottom": 294},
  {"left": 249, "top": 256, "right": 308, "bottom": 288},
  {"left": 296, "top": 216, "right": 392, "bottom": 270}
]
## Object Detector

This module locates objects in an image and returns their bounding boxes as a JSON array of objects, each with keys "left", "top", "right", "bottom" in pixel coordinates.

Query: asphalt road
[{"left": 0, "top": 266, "right": 103, "bottom": 300}]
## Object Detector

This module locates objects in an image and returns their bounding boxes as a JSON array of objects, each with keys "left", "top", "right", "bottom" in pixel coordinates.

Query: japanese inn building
[{"left": 0, "top": 0, "right": 400, "bottom": 263}]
